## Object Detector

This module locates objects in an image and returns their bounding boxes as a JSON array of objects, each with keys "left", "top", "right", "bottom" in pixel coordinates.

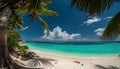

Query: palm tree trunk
[
  {"left": 0, "top": 7, "right": 13, "bottom": 69},
  {"left": 0, "top": 28, "right": 8, "bottom": 68},
  {"left": 0, "top": 7, "right": 42, "bottom": 69},
  {"left": 0, "top": 27, "right": 13, "bottom": 69},
  {"left": 0, "top": 6, "right": 25, "bottom": 69}
]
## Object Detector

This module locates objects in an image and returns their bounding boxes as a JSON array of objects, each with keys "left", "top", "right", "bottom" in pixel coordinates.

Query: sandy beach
[
  {"left": 36, "top": 51, "right": 120, "bottom": 69},
  {"left": 12, "top": 51, "right": 120, "bottom": 69}
]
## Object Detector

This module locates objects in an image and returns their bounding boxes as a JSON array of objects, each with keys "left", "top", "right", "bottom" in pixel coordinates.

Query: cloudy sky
[{"left": 21, "top": 0, "right": 120, "bottom": 41}]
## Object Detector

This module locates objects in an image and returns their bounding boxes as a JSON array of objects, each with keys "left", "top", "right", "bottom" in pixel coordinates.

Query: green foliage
[
  {"left": 37, "top": 16, "right": 49, "bottom": 35},
  {"left": 7, "top": 14, "right": 24, "bottom": 30},
  {"left": 36, "top": 8, "right": 58, "bottom": 16},
  {"left": 16, "top": 0, "right": 58, "bottom": 35},
  {"left": 6, "top": 0, "right": 58, "bottom": 55},
  {"left": 16, "top": 0, "right": 58, "bottom": 18},
  {"left": 7, "top": 33, "right": 29, "bottom": 54},
  {"left": 7, "top": 33, "right": 20, "bottom": 53},
  {"left": 7, "top": 12, "right": 29, "bottom": 54},
  {"left": 18, "top": 45, "right": 29, "bottom": 54},
  {"left": 70, "top": 0, "right": 120, "bottom": 16},
  {"left": 101, "top": 12, "right": 120, "bottom": 40},
  {"left": 0, "top": 0, "right": 57, "bottom": 68}
]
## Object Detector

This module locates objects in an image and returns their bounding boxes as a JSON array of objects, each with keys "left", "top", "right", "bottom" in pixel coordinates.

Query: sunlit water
[{"left": 24, "top": 41, "right": 120, "bottom": 57}]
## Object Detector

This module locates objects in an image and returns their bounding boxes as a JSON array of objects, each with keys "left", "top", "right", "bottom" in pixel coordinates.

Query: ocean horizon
[{"left": 24, "top": 41, "right": 120, "bottom": 57}]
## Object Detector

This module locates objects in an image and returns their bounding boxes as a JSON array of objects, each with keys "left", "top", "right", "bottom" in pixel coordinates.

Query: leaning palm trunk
[
  {"left": 0, "top": 7, "right": 42, "bottom": 69},
  {"left": 0, "top": 6, "right": 22, "bottom": 69},
  {"left": 0, "top": 7, "right": 13, "bottom": 69}
]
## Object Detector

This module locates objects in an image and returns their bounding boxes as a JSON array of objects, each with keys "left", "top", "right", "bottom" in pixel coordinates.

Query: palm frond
[
  {"left": 16, "top": 3, "right": 30, "bottom": 14},
  {"left": 40, "top": 0, "right": 52, "bottom": 7},
  {"left": 14, "top": 0, "right": 58, "bottom": 35},
  {"left": 37, "top": 16, "right": 50, "bottom": 36},
  {"left": 101, "top": 11, "right": 120, "bottom": 40},
  {"left": 14, "top": 20, "right": 24, "bottom": 28},
  {"left": 8, "top": 15, "right": 24, "bottom": 30},
  {"left": 37, "top": 8, "right": 58, "bottom": 16},
  {"left": 70, "top": 0, "right": 120, "bottom": 16}
]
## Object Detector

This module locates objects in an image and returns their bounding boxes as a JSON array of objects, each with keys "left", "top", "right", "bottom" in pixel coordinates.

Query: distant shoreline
[
  {"left": 26, "top": 40, "right": 120, "bottom": 42},
  {"left": 24, "top": 41, "right": 120, "bottom": 45}
]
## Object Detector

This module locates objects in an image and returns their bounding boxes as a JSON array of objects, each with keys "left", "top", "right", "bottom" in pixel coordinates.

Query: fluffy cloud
[
  {"left": 106, "top": 16, "right": 113, "bottom": 19},
  {"left": 41, "top": 26, "right": 81, "bottom": 41},
  {"left": 84, "top": 17, "right": 101, "bottom": 25},
  {"left": 83, "top": 16, "right": 112, "bottom": 25},
  {"left": 94, "top": 28, "right": 105, "bottom": 36},
  {"left": 104, "top": 16, "right": 113, "bottom": 20}
]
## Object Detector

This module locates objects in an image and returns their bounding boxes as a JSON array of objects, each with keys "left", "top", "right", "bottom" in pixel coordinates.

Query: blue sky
[{"left": 21, "top": 0, "right": 120, "bottom": 41}]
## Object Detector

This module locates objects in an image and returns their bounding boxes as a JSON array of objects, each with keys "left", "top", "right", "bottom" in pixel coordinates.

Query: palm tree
[
  {"left": 70, "top": 0, "right": 120, "bottom": 40},
  {"left": 0, "top": 0, "right": 58, "bottom": 69},
  {"left": 16, "top": 0, "right": 58, "bottom": 35},
  {"left": 7, "top": 14, "right": 29, "bottom": 55}
]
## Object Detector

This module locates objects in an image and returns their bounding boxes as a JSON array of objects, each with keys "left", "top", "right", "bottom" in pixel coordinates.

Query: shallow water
[{"left": 24, "top": 41, "right": 120, "bottom": 57}]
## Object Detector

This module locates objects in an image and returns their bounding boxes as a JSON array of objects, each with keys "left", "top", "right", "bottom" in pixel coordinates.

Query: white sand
[
  {"left": 33, "top": 51, "right": 120, "bottom": 69},
  {"left": 12, "top": 51, "right": 120, "bottom": 69}
]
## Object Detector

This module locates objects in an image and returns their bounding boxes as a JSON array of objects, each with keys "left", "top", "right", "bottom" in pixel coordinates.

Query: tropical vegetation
[
  {"left": 7, "top": 33, "right": 20, "bottom": 53},
  {"left": 1, "top": 0, "right": 120, "bottom": 69},
  {"left": 0, "top": 0, "right": 58, "bottom": 69}
]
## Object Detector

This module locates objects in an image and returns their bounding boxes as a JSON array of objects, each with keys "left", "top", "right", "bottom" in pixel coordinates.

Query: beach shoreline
[
  {"left": 20, "top": 42, "right": 120, "bottom": 69},
  {"left": 30, "top": 50, "right": 120, "bottom": 69},
  {"left": 12, "top": 49, "right": 120, "bottom": 69}
]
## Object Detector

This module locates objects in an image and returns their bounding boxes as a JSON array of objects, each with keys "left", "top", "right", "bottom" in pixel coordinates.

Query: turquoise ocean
[{"left": 24, "top": 41, "right": 120, "bottom": 57}]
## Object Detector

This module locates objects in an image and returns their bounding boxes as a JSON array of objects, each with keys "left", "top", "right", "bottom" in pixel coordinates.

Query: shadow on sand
[{"left": 95, "top": 64, "right": 120, "bottom": 69}]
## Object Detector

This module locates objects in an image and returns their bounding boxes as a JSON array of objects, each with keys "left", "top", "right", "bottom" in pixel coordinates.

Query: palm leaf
[
  {"left": 70, "top": 0, "right": 120, "bottom": 16},
  {"left": 40, "top": 0, "right": 52, "bottom": 7},
  {"left": 37, "top": 8, "right": 58, "bottom": 16},
  {"left": 16, "top": 3, "right": 30, "bottom": 14},
  {"left": 14, "top": 20, "right": 24, "bottom": 28},
  {"left": 101, "top": 11, "right": 120, "bottom": 40},
  {"left": 8, "top": 15, "right": 24, "bottom": 30},
  {"left": 37, "top": 16, "right": 49, "bottom": 36},
  {"left": 14, "top": 0, "right": 58, "bottom": 34}
]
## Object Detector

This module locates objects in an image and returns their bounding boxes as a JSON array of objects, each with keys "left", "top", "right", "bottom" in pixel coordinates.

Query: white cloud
[
  {"left": 104, "top": 16, "right": 113, "bottom": 20},
  {"left": 94, "top": 28, "right": 105, "bottom": 36},
  {"left": 84, "top": 17, "right": 101, "bottom": 25},
  {"left": 106, "top": 16, "right": 113, "bottom": 19},
  {"left": 41, "top": 26, "right": 81, "bottom": 41}
]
